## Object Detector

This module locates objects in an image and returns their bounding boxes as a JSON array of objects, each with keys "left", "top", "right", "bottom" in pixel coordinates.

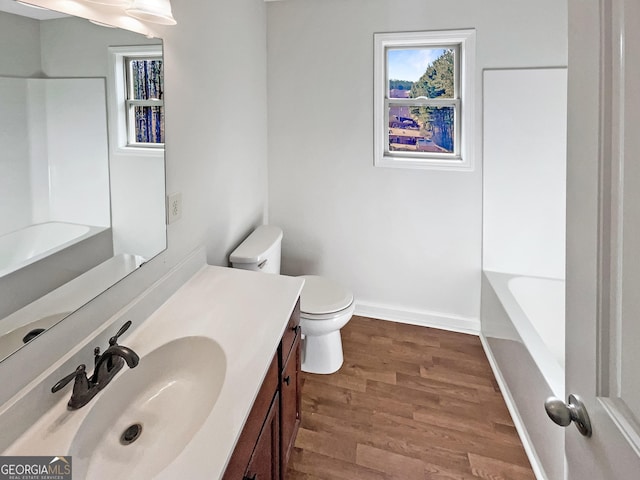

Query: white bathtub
[
  {"left": 0, "top": 222, "right": 114, "bottom": 320},
  {"left": 508, "top": 276, "right": 565, "bottom": 370},
  {"left": 0, "top": 222, "right": 105, "bottom": 277},
  {"left": 481, "top": 271, "right": 565, "bottom": 480}
]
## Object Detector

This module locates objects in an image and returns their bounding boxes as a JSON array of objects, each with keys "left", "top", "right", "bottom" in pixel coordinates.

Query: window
[
  {"left": 108, "top": 45, "right": 165, "bottom": 155},
  {"left": 374, "top": 30, "right": 475, "bottom": 170},
  {"left": 125, "top": 56, "right": 164, "bottom": 146}
]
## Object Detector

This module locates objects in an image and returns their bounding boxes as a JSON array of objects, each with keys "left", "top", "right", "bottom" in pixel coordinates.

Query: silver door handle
[{"left": 544, "top": 394, "right": 592, "bottom": 437}]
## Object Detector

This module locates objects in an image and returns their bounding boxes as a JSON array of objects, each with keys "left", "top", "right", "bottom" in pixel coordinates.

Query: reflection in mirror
[{"left": 0, "top": 0, "right": 167, "bottom": 362}]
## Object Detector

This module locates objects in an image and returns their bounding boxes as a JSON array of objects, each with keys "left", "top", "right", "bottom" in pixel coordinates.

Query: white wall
[
  {"left": 0, "top": 12, "right": 40, "bottom": 77},
  {"left": 27, "top": 80, "right": 49, "bottom": 224},
  {"left": 0, "top": 78, "right": 32, "bottom": 237},
  {"left": 0, "top": 77, "right": 110, "bottom": 231},
  {"left": 38, "top": 17, "right": 158, "bottom": 76},
  {"left": 40, "top": 79, "right": 111, "bottom": 227},
  {"left": 0, "top": 12, "right": 41, "bottom": 236},
  {"left": 266, "top": 0, "right": 568, "bottom": 330},
  {"left": 160, "top": 0, "right": 269, "bottom": 266},
  {"left": 483, "top": 68, "right": 567, "bottom": 279},
  {"left": 110, "top": 155, "right": 167, "bottom": 260}
]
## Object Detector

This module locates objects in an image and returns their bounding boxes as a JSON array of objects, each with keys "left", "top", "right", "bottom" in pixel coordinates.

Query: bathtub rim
[
  {"left": 508, "top": 275, "right": 565, "bottom": 370},
  {"left": 483, "top": 270, "right": 564, "bottom": 398},
  {"left": 0, "top": 221, "right": 108, "bottom": 278}
]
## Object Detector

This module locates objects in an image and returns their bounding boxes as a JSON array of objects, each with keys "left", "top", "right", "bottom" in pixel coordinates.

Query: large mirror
[{"left": 0, "top": 1, "right": 167, "bottom": 362}]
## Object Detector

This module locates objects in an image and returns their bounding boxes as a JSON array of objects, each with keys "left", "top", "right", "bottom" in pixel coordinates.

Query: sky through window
[{"left": 387, "top": 48, "right": 447, "bottom": 82}]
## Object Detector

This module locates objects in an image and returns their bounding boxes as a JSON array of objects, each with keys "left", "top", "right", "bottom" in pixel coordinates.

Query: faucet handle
[
  {"left": 109, "top": 320, "right": 132, "bottom": 346},
  {"left": 51, "top": 364, "right": 87, "bottom": 393}
]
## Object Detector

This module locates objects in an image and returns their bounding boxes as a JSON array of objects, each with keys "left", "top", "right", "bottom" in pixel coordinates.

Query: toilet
[{"left": 229, "top": 225, "right": 354, "bottom": 374}]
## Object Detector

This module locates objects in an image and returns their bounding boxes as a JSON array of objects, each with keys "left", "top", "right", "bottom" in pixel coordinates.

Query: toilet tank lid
[
  {"left": 229, "top": 225, "right": 283, "bottom": 264},
  {"left": 300, "top": 275, "right": 354, "bottom": 314}
]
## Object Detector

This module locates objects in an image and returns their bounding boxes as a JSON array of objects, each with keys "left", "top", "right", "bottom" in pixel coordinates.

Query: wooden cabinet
[
  {"left": 280, "top": 333, "right": 301, "bottom": 472},
  {"left": 223, "top": 300, "right": 301, "bottom": 480},
  {"left": 244, "top": 392, "right": 280, "bottom": 480},
  {"left": 222, "top": 357, "right": 279, "bottom": 480}
]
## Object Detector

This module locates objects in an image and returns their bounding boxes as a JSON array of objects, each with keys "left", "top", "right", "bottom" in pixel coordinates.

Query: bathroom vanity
[
  {"left": 0, "top": 254, "right": 305, "bottom": 479},
  {"left": 223, "top": 301, "right": 301, "bottom": 480}
]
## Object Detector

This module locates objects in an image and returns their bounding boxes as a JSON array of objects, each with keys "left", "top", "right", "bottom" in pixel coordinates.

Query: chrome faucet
[{"left": 51, "top": 321, "right": 140, "bottom": 410}]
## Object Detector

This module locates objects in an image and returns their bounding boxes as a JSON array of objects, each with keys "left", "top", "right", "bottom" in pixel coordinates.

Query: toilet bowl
[
  {"left": 299, "top": 275, "right": 354, "bottom": 374},
  {"left": 229, "top": 226, "right": 354, "bottom": 375}
]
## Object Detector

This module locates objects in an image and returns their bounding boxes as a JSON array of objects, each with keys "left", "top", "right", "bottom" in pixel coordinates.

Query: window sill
[
  {"left": 374, "top": 155, "right": 473, "bottom": 172},
  {"left": 112, "top": 145, "right": 165, "bottom": 158}
]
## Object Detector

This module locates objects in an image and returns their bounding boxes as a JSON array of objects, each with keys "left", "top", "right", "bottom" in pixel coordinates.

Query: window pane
[
  {"left": 387, "top": 48, "right": 455, "bottom": 99},
  {"left": 388, "top": 105, "right": 455, "bottom": 153},
  {"left": 133, "top": 106, "right": 164, "bottom": 144},
  {"left": 130, "top": 59, "right": 163, "bottom": 100}
]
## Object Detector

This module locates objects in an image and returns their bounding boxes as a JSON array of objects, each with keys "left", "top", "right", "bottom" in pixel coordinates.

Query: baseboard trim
[
  {"left": 479, "top": 333, "right": 548, "bottom": 480},
  {"left": 354, "top": 301, "right": 480, "bottom": 335}
]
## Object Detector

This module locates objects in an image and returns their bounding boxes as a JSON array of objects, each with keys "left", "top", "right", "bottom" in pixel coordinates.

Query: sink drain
[{"left": 120, "top": 423, "right": 143, "bottom": 445}]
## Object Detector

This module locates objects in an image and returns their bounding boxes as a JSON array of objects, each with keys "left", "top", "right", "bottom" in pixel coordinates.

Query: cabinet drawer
[{"left": 280, "top": 299, "right": 300, "bottom": 366}]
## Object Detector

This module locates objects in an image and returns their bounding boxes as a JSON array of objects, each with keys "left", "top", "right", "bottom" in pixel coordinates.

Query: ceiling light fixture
[
  {"left": 15, "top": 1, "right": 48, "bottom": 9},
  {"left": 89, "top": 19, "right": 117, "bottom": 27},
  {"left": 83, "top": 0, "right": 131, "bottom": 5},
  {"left": 125, "top": 0, "right": 176, "bottom": 25}
]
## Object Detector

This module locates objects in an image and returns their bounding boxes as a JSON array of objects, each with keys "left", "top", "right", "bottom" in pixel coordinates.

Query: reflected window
[
  {"left": 108, "top": 44, "right": 164, "bottom": 155},
  {"left": 125, "top": 56, "right": 164, "bottom": 146}
]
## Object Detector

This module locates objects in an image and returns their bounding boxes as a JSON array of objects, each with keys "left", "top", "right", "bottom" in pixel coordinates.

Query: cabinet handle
[
  {"left": 243, "top": 474, "right": 257, "bottom": 480},
  {"left": 283, "top": 375, "right": 291, "bottom": 386},
  {"left": 291, "top": 324, "right": 300, "bottom": 333}
]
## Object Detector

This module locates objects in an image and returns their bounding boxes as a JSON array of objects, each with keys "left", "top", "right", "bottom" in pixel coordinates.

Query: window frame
[
  {"left": 374, "top": 30, "right": 476, "bottom": 171},
  {"left": 107, "top": 45, "right": 165, "bottom": 157},
  {"left": 124, "top": 55, "right": 164, "bottom": 149}
]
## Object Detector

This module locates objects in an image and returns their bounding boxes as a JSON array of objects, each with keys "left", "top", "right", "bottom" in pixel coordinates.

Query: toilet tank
[{"left": 229, "top": 225, "right": 283, "bottom": 274}]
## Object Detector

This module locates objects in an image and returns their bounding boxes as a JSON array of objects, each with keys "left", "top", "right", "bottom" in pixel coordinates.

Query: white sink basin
[
  {"left": 69, "top": 336, "right": 226, "bottom": 479},
  {"left": 0, "top": 312, "right": 69, "bottom": 360}
]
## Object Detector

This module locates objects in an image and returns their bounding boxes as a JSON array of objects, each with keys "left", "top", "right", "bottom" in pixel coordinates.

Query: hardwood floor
[{"left": 286, "top": 316, "right": 535, "bottom": 480}]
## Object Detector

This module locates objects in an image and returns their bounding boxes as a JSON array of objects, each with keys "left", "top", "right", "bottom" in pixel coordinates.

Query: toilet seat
[
  {"left": 299, "top": 275, "right": 354, "bottom": 316},
  {"left": 300, "top": 302, "right": 355, "bottom": 321}
]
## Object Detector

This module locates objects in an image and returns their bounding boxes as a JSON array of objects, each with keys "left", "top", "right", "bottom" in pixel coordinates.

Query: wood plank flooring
[{"left": 286, "top": 316, "right": 535, "bottom": 480}]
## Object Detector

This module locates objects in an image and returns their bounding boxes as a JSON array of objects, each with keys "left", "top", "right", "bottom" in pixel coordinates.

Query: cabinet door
[
  {"left": 244, "top": 392, "right": 280, "bottom": 480},
  {"left": 223, "top": 356, "right": 278, "bottom": 479},
  {"left": 280, "top": 333, "right": 301, "bottom": 474}
]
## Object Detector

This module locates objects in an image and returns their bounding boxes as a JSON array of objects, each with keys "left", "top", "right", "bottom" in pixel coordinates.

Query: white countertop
[{"left": 3, "top": 265, "right": 304, "bottom": 479}]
